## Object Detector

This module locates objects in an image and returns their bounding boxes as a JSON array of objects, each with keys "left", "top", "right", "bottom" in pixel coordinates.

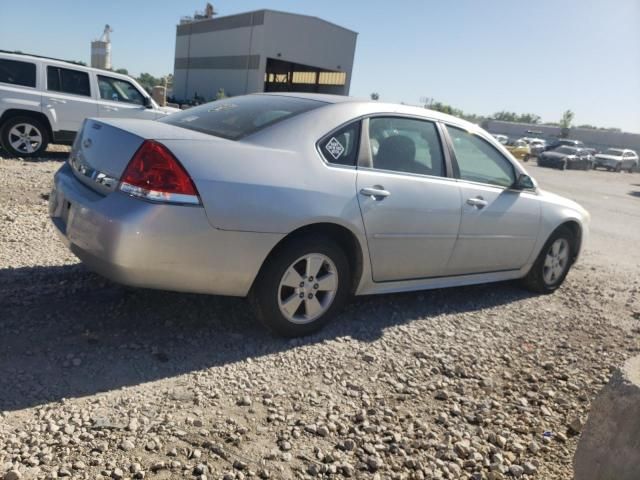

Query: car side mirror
[
  {"left": 143, "top": 96, "right": 153, "bottom": 109},
  {"left": 512, "top": 173, "right": 535, "bottom": 191}
]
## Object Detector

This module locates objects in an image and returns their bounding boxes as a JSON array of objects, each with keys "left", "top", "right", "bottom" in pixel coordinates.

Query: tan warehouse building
[{"left": 173, "top": 9, "right": 358, "bottom": 102}]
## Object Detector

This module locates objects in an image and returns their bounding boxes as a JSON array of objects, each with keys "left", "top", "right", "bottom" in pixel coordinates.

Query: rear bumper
[{"left": 49, "top": 163, "right": 283, "bottom": 296}]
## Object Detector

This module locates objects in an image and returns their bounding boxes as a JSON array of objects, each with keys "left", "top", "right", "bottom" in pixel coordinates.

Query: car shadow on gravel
[
  {"left": 0, "top": 263, "right": 535, "bottom": 411},
  {"left": 0, "top": 147, "right": 69, "bottom": 162}
]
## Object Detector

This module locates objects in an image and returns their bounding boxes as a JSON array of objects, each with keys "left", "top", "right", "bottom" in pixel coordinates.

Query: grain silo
[{"left": 91, "top": 25, "right": 112, "bottom": 70}]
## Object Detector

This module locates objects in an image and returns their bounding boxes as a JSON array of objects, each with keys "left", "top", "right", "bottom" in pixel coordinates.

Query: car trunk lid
[{"left": 69, "top": 118, "right": 228, "bottom": 196}]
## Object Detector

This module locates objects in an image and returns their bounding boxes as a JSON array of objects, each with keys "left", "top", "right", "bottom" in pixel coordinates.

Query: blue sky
[{"left": 1, "top": 0, "right": 639, "bottom": 132}]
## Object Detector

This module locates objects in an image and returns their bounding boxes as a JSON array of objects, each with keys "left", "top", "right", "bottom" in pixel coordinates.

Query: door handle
[
  {"left": 360, "top": 186, "right": 391, "bottom": 199},
  {"left": 47, "top": 98, "right": 66, "bottom": 104},
  {"left": 466, "top": 196, "right": 488, "bottom": 209},
  {"left": 103, "top": 106, "right": 119, "bottom": 111}
]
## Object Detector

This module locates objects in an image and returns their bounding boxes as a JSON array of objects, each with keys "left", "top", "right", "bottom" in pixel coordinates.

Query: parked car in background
[
  {"left": 522, "top": 137, "right": 547, "bottom": 157},
  {"left": 538, "top": 146, "right": 594, "bottom": 170},
  {"left": 492, "top": 134, "right": 509, "bottom": 145},
  {"left": 506, "top": 139, "right": 531, "bottom": 161},
  {"left": 583, "top": 147, "right": 599, "bottom": 157},
  {"left": 49, "top": 93, "right": 589, "bottom": 337},
  {"left": 545, "top": 138, "right": 585, "bottom": 151},
  {"left": 0, "top": 51, "right": 179, "bottom": 157},
  {"left": 594, "top": 148, "right": 639, "bottom": 172}
]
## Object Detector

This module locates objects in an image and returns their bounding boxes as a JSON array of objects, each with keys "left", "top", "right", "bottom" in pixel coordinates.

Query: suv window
[
  {"left": 0, "top": 59, "right": 36, "bottom": 87},
  {"left": 47, "top": 66, "right": 91, "bottom": 97},
  {"left": 161, "top": 95, "right": 325, "bottom": 140},
  {"left": 98, "top": 75, "right": 144, "bottom": 105},
  {"left": 368, "top": 117, "right": 445, "bottom": 177},
  {"left": 318, "top": 122, "right": 361, "bottom": 166},
  {"left": 446, "top": 125, "right": 515, "bottom": 188}
]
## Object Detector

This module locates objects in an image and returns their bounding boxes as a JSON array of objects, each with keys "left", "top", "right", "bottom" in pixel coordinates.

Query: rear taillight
[{"left": 119, "top": 140, "right": 200, "bottom": 205}]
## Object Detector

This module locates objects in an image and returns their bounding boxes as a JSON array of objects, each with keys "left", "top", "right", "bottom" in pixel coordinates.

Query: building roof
[{"left": 177, "top": 9, "right": 358, "bottom": 36}]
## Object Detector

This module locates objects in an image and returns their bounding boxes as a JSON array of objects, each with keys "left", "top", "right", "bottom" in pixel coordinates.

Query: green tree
[
  {"left": 518, "top": 113, "right": 541, "bottom": 124},
  {"left": 136, "top": 72, "right": 163, "bottom": 93},
  {"left": 370, "top": 92, "right": 380, "bottom": 101},
  {"left": 114, "top": 68, "right": 129, "bottom": 75},
  {"left": 559, "top": 109, "right": 574, "bottom": 138}
]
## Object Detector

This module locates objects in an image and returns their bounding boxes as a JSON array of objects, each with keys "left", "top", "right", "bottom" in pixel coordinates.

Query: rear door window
[
  {"left": 160, "top": 95, "right": 326, "bottom": 140},
  {"left": 318, "top": 122, "right": 361, "bottom": 166},
  {"left": 368, "top": 117, "right": 446, "bottom": 177},
  {"left": 0, "top": 59, "right": 36, "bottom": 87},
  {"left": 47, "top": 66, "right": 91, "bottom": 97}
]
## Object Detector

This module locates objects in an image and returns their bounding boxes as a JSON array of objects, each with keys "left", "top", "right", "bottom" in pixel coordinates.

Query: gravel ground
[{"left": 1, "top": 149, "right": 639, "bottom": 480}]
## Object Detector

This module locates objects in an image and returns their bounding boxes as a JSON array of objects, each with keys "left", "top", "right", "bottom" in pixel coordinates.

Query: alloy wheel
[
  {"left": 543, "top": 238, "right": 569, "bottom": 285},
  {"left": 8, "top": 123, "right": 43, "bottom": 154},
  {"left": 277, "top": 253, "right": 338, "bottom": 324}
]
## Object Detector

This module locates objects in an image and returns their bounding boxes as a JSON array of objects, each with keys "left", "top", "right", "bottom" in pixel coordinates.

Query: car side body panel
[{"left": 49, "top": 95, "right": 590, "bottom": 298}]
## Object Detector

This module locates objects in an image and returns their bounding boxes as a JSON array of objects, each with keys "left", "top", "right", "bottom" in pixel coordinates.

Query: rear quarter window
[
  {"left": 318, "top": 121, "right": 361, "bottom": 166},
  {"left": 0, "top": 59, "right": 36, "bottom": 87},
  {"left": 160, "top": 95, "right": 325, "bottom": 140}
]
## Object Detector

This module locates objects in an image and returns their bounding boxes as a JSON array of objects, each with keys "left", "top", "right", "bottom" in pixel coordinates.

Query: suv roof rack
[{"left": 0, "top": 49, "right": 89, "bottom": 68}]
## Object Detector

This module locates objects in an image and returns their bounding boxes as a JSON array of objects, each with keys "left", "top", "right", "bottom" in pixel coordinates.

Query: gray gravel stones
[{"left": 1, "top": 153, "right": 639, "bottom": 479}]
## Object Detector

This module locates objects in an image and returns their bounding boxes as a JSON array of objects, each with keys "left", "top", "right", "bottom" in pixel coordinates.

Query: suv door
[
  {"left": 443, "top": 125, "right": 541, "bottom": 275},
  {"left": 355, "top": 116, "right": 462, "bottom": 281},
  {"left": 44, "top": 65, "right": 98, "bottom": 135},
  {"left": 96, "top": 75, "right": 156, "bottom": 120}
]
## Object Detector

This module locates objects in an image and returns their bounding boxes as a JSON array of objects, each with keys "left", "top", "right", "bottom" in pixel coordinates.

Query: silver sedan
[{"left": 49, "top": 93, "right": 590, "bottom": 336}]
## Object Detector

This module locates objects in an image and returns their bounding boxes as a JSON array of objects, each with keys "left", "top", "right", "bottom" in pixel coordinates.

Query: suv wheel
[
  {"left": 521, "top": 226, "right": 574, "bottom": 294},
  {"left": 1, "top": 116, "right": 49, "bottom": 157},
  {"left": 250, "top": 235, "right": 351, "bottom": 337}
]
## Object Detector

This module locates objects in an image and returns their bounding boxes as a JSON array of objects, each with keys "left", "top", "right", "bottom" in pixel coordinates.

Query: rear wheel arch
[
  {"left": 0, "top": 109, "right": 54, "bottom": 141},
  {"left": 253, "top": 222, "right": 365, "bottom": 295}
]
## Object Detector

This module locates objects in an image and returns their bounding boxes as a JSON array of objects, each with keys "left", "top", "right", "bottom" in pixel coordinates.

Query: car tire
[
  {"left": 615, "top": 164, "right": 622, "bottom": 173},
  {"left": 250, "top": 235, "right": 351, "bottom": 337},
  {"left": 521, "top": 226, "right": 574, "bottom": 294},
  {"left": 0, "top": 116, "right": 49, "bottom": 157},
  {"left": 523, "top": 154, "right": 530, "bottom": 162}
]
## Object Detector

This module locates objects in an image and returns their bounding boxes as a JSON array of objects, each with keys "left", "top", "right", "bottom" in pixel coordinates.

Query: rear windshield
[
  {"left": 554, "top": 146, "right": 577, "bottom": 154},
  {"left": 160, "top": 95, "right": 326, "bottom": 140}
]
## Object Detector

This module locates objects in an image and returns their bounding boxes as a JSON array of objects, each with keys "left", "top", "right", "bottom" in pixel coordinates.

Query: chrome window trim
[{"left": 356, "top": 164, "right": 461, "bottom": 185}]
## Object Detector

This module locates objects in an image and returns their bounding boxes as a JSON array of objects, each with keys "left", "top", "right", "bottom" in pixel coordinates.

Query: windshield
[
  {"left": 160, "top": 95, "right": 326, "bottom": 140},
  {"left": 603, "top": 149, "right": 624, "bottom": 156},
  {"left": 553, "top": 146, "right": 577, "bottom": 155}
]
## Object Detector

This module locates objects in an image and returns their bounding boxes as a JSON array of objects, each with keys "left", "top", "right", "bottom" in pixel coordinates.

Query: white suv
[
  {"left": 0, "top": 51, "right": 178, "bottom": 157},
  {"left": 594, "top": 148, "right": 639, "bottom": 173}
]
